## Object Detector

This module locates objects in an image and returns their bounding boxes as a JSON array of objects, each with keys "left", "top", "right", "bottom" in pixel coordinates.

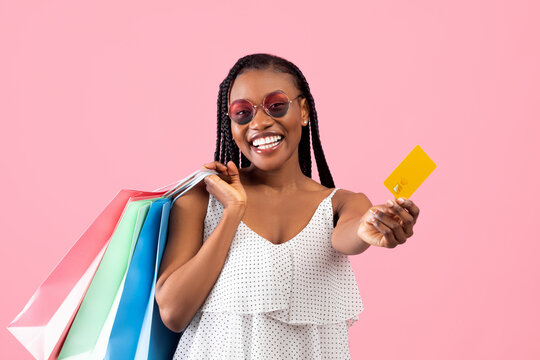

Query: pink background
[{"left": 1, "top": 0, "right": 538, "bottom": 358}]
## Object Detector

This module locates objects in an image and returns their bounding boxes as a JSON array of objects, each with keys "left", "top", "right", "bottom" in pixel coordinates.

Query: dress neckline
[{"left": 239, "top": 188, "right": 338, "bottom": 246}]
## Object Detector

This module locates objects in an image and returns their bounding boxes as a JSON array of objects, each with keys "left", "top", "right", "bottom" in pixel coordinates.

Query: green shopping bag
[{"left": 57, "top": 196, "right": 156, "bottom": 359}]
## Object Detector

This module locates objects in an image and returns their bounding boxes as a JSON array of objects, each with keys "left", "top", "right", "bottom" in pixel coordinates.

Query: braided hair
[{"left": 215, "top": 53, "right": 335, "bottom": 188}]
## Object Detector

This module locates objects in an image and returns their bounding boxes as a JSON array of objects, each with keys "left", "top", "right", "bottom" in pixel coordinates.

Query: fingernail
[
  {"left": 397, "top": 198, "right": 405, "bottom": 204},
  {"left": 369, "top": 208, "right": 377, "bottom": 214},
  {"left": 386, "top": 200, "right": 394, "bottom": 207}
]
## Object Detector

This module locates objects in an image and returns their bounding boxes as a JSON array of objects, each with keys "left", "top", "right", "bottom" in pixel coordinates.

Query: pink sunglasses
[{"left": 227, "top": 90, "right": 304, "bottom": 125}]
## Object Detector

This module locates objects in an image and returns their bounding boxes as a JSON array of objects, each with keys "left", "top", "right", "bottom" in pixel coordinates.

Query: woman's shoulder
[
  {"left": 305, "top": 179, "right": 367, "bottom": 199},
  {"left": 309, "top": 179, "right": 369, "bottom": 203},
  {"left": 331, "top": 186, "right": 373, "bottom": 224},
  {"left": 302, "top": 179, "right": 370, "bottom": 221},
  {"left": 171, "top": 179, "right": 210, "bottom": 215}
]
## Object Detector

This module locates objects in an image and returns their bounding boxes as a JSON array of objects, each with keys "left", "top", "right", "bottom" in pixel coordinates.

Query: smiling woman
[{"left": 155, "top": 53, "right": 419, "bottom": 360}]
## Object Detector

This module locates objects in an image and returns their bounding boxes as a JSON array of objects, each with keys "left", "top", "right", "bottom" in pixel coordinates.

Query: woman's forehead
[{"left": 229, "top": 69, "right": 297, "bottom": 103}]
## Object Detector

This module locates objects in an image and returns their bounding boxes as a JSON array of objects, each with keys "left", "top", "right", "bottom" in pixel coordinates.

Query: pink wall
[{"left": 1, "top": 0, "right": 538, "bottom": 358}]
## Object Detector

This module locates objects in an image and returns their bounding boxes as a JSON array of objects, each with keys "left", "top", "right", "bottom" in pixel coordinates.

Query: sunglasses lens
[
  {"left": 228, "top": 100, "right": 253, "bottom": 124},
  {"left": 264, "top": 92, "right": 290, "bottom": 118}
]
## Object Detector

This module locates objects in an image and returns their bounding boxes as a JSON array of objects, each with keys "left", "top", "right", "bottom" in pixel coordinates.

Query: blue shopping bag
[{"left": 136, "top": 198, "right": 177, "bottom": 360}]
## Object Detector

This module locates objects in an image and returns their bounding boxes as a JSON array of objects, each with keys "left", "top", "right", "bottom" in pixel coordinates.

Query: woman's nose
[{"left": 249, "top": 106, "right": 274, "bottom": 128}]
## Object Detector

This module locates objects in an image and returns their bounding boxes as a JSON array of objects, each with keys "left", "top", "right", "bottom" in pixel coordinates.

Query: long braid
[
  {"left": 214, "top": 83, "right": 225, "bottom": 163},
  {"left": 214, "top": 53, "right": 335, "bottom": 188},
  {"left": 216, "top": 58, "right": 251, "bottom": 167},
  {"left": 298, "top": 115, "right": 312, "bottom": 178},
  {"left": 291, "top": 66, "right": 335, "bottom": 188}
]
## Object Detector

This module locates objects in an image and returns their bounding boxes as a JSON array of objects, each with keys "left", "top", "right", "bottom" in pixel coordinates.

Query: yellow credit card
[{"left": 384, "top": 145, "right": 436, "bottom": 199}]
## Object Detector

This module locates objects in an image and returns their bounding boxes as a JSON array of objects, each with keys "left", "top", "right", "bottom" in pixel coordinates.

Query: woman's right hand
[{"left": 201, "top": 161, "right": 247, "bottom": 212}]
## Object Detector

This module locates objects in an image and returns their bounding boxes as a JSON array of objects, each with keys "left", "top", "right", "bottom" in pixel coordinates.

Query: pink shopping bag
[{"left": 7, "top": 189, "right": 167, "bottom": 360}]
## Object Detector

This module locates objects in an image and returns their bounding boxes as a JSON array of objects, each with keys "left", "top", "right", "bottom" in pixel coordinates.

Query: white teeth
[
  {"left": 253, "top": 135, "right": 282, "bottom": 147},
  {"left": 258, "top": 141, "right": 280, "bottom": 150}
]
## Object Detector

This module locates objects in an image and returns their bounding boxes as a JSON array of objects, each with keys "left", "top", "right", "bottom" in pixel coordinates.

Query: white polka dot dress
[{"left": 173, "top": 188, "right": 364, "bottom": 359}]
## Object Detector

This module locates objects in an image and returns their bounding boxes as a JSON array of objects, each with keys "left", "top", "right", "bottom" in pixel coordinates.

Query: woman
[{"left": 156, "top": 53, "right": 420, "bottom": 359}]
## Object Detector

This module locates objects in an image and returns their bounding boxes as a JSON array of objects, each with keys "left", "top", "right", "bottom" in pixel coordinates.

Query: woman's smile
[{"left": 250, "top": 135, "right": 285, "bottom": 154}]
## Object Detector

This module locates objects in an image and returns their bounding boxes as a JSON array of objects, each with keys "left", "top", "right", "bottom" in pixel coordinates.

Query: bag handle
[
  {"left": 162, "top": 169, "right": 218, "bottom": 202},
  {"left": 152, "top": 168, "right": 213, "bottom": 193}
]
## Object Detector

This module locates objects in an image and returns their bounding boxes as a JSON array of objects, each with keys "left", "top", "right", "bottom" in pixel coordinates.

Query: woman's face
[{"left": 228, "top": 68, "right": 310, "bottom": 172}]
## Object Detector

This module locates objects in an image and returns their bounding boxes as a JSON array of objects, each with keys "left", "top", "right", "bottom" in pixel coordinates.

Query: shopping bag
[
  {"left": 58, "top": 168, "right": 217, "bottom": 359},
  {"left": 9, "top": 168, "right": 217, "bottom": 360},
  {"left": 7, "top": 189, "right": 165, "bottom": 360}
]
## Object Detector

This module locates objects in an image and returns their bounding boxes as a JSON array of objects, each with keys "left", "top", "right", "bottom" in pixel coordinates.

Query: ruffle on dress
[{"left": 175, "top": 311, "right": 352, "bottom": 360}]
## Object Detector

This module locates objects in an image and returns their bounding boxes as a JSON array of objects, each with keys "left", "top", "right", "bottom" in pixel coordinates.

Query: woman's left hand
[{"left": 358, "top": 198, "right": 420, "bottom": 248}]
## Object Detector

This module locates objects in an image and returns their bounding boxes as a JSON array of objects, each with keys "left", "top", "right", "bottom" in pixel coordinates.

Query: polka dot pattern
[{"left": 173, "top": 188, "right": 364, "bottom": 359}]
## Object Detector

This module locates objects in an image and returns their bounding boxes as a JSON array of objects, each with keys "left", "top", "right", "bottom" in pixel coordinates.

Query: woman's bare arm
[
  {"left": 331, "top": 191, "right": 373, "bottom": 255},
  {"left": 155, "top": 181, "right": 244, "bottom": 332}
]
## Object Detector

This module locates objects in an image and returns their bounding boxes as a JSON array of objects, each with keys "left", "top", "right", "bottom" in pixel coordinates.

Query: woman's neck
[{"left": 240, "top": 161, "right": 309, "bottom": 195}]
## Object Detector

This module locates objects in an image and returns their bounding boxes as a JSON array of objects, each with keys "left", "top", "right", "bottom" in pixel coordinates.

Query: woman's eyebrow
[{"left": 231, "top": 89, "right": 284, "bottom": 103}]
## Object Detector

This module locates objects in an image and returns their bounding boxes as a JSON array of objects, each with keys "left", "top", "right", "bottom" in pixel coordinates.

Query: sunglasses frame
[{"left": 226, "top": 89, "right": 304, "bottom": 125}]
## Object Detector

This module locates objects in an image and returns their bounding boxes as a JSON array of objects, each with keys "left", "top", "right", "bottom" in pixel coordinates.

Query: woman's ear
[{"left": 300, "top": 98, "right": 310, "bottom": 125}]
